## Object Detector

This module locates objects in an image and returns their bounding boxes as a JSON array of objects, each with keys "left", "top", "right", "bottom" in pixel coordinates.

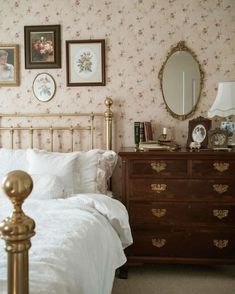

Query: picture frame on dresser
[
  {"left": 24, "top": 25, "right": 61, "bottom": 69},
  {"left": 66, "top": 39, "right": 105, "bottom": 86},
  {"left": 187, "top": 116, "right": 212, "bottom": 149},
  {"left": 208, "top": 128, "right": 228, "bottom": 149}
]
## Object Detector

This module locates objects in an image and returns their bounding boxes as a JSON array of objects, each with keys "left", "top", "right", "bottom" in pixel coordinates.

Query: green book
[{"left": 134, "top": 122, "right": 140, "bottom": 145}]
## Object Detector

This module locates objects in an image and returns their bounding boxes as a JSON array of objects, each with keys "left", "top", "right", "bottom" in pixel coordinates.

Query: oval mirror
[{"left": 158, "top": 41, "right": 204, "bottom": 120}]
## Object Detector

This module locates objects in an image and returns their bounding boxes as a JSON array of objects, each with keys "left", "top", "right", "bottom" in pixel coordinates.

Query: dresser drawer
[
  {"left": 191, "top": 159, "right": 235, "bottom": 178},
  {"left": 129, "top": 202, "right": 191, "bottom": 226},
  {"left": 189, "top": 179, "right": 235, "bottom": 200},
  {"left": 129, "top": 179, "right": 190, "bottom": 200},
  {"left": 129, "top": 159, "right": 188, "bottom": 178},
  {"left": 190, "top": 203, "right": 235, "bottom": 225},
  {"left": 130, "top": 202, "right": 235, "bottom": 227},
  {"left": 130, "top": 228, "right": 235, "bottom": 259},
  {"left": 130, "top": 229, "right": 190, "bottom": 257},
  {"left": 189, "top": 229, "right": 235, "bottom": 258}
]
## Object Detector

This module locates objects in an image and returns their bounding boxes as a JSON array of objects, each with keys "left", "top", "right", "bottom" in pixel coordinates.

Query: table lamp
[{"left": 208, "top": 81, "right": 235, "bottom": 146}]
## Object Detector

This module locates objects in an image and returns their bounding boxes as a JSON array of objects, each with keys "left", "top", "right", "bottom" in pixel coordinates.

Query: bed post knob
[
  {"left": 104, "top": 96, "right": 113, "bottom": 109},
  {"left": 2, "top": 170, "right": 33, "bottom": 202},
  {"left": 0, "top": 170, "right": 35, "bottom": 294}
]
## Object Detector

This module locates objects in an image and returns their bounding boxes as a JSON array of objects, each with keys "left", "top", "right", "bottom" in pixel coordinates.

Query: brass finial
[
  {"left": 0, "top": 170, "right": 35, "bottom": 252},
  {"left": 2, "top": 170, "right": 33, "bottom": 204},
  {"left": 104, "top": 96, "right": 113, "bottom": 108}
]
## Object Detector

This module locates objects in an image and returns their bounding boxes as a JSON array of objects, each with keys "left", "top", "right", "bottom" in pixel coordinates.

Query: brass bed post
[
  {"left": 104, "top": 97, "right": 113, "bottom": 150},
  {"left": 0, "top": 171, "right": 35, "bottom": 294}
]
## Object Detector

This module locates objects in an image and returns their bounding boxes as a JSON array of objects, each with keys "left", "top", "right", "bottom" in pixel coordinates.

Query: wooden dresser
[{"left": 119, "top": 148, "right": 235, "bottom": 269}]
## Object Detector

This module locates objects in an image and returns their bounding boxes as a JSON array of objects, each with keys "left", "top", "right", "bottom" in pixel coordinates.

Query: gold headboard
[{"left": 0, "top": 97, "right": 113, "bottom": 151}]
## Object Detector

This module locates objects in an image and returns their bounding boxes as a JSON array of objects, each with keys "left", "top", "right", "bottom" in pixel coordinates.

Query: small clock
[{"left": 208, "top": 128, "right": 228, "bottom": 149}]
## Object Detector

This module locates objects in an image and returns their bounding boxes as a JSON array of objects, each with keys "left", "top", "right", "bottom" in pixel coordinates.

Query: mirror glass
[{"left": 159, "top": 41, "right": 204, "bottom": 120}]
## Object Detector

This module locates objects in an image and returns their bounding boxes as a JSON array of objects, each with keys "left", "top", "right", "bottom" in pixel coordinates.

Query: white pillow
[
  {"left": 27, "top": 149, "right": 78, "bottom": 196},
  {"left": 30, "top": 174, "right": 66, "bottom": 199},
  {"left": 0, "top": 148, "right": 28, "bottom": 174},
  {"left": 74, "top": 149, "right": 117, "bottom": 195}
]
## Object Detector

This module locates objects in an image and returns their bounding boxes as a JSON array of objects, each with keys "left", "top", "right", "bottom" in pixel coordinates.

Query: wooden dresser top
[{"left": 119, "top": 147, "right": 235, "bottom": 158}]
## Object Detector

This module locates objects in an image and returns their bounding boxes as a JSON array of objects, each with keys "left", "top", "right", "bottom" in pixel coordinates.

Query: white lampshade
[{"left": 208, "top": 81, "right": 235, "bottom": 118}]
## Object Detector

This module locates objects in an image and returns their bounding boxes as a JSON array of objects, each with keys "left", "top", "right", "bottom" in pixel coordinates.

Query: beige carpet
[{"left": 112, "top": 264, "right": 235, "bottom": 294}]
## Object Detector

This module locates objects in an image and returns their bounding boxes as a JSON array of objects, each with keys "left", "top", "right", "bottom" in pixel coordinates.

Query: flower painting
[
  {"left": 33, "top": 73, "right": 56, "bottom": 102},
  {"left": 31, "top": 34, "right": 54, "bottom": 62},
  {"left": 66, "top": 40, "right": 105, "bottom": 86},
  {"left": 24, "top": 25, "right": 61, "bottom": 69},
  {"left": 77, "top": 52, "right": 93, "bottom": 73}
]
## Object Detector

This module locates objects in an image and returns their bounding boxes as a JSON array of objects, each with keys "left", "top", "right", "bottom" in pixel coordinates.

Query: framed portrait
[
  {"left": 32, "top": 73, "right": 56, "bottom": 102},
  {"left": 187, "top": 116, "right": 212, "bottom": 149},
  {"left": 208, "top": 128, "right": 228, "bottom": 149},
  {"left": 0, "top": 44, "right": 19, "bottom": 86},
  {"left": 66, "top": 39, "right": 105, "bottom": 86},
  {"left": 24, "top": 25, "right": 61, "bottom": 69}
]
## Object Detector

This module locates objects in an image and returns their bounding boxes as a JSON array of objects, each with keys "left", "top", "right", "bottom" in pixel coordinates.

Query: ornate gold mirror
[{"left": 158, "top": 41, "right": 204, "bottom": 120}]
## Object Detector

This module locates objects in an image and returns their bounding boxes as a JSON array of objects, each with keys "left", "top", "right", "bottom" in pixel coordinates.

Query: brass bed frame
[{"left": 0, "top": 97, "right": 113, "bottom": 294}]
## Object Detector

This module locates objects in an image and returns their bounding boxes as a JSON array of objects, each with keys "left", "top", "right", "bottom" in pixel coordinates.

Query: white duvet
[{"left": 0, "top": 193, "right": 133, "bottom": 294}]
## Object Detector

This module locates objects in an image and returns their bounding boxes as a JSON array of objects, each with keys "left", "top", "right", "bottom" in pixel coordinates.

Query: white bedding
[{"left": 0, "top": 193, "right": 133, "bottom": 294}]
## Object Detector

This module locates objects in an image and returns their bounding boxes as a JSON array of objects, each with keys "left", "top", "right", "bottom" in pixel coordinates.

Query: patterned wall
[{"left": 0, "top": 0, "right": 234, "bottom": 149}]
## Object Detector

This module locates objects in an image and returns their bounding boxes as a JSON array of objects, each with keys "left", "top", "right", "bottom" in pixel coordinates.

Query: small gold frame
[
  {"left": 208, "top": 128, "right": 228, "bottom": 149},
  {"left": 0, "top": 44, "right": 20, "bottom": 86}
]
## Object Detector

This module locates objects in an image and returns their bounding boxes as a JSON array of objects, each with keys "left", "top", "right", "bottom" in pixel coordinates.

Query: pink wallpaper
[
  {"left": 0, "top": 0, "right": 235, "bottom": 149},
  {"left": 0, "top": 0, "right": 234, "bottom": 149}
]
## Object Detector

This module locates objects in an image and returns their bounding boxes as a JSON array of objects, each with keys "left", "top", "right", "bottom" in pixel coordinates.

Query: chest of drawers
[{"left": 119, "top": 148, "right": 235, "bottom": 267}]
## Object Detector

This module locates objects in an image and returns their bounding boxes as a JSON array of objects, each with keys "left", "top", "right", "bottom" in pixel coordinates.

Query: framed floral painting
[
  {"left": 0, "top": 44, "right": 20, "bottom": 86},
  {"left": 24, "top": 25, "right": 61, "bottom": 69},
  {"left": 66, "top": 39, "right": 105, "bottom": 86},
  {"left": 32, "top": 73, "right": 56, "bottom": 102}
]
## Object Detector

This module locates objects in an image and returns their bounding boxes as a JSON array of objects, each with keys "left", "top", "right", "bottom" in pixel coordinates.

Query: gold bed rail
[
  {"left": 0, "top": 97, "right": 113, "bottom": 294},
  {"left": 0, "top": 96, "right": 113, "bottom": 151}
]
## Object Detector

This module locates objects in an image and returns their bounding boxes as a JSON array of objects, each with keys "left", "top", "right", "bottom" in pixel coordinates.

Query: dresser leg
[{"left": 118, "top": 265, "right": 129, "bottom": 279}]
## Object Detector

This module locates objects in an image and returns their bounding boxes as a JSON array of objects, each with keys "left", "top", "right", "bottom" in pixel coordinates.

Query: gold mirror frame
[{"left": 158, "top": 41, "right": 204, "bottom": 121}]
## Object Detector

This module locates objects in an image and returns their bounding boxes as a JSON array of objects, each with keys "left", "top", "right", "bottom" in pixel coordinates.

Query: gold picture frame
[
  {"left": 208, "top": 128, "right": 228, "bottom": 149},
  {"left": 0, "top": 44, "right": 20, "bottom": 86}
]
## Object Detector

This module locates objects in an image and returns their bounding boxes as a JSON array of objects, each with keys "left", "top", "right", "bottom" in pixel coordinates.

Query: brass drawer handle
[
  {"left": 213, "top": 209, "right": 229, "bottom": 219},
  {"left": 151, "top": 184, "right": 167, "bottom": 193},
  {"left": 213, "top": 239, "right": 228, "bottom": 249},
  {"left": 151, "top": 208, "right": 166, "bottom": 218},
  {"left": 152, "top": 238, "right": 166, "bottom": 248},
  {"left": 213, "top": 184, "right": 228, "bottom": 194},
  {"left": 213, "top": 162, "right": 229, "bottom": 173},
  {"left": 151, "top": 161, "right": 167, "bottom": 173}
]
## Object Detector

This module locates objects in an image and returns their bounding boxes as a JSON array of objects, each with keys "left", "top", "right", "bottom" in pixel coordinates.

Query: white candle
[{"left": 163, "top": 128, "right": 167, "bottom": 135}]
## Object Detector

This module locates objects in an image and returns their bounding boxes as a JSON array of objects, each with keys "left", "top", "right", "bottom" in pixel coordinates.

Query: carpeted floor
[{"left": 112, "top": 264, "right": 235, "bottom": 294}]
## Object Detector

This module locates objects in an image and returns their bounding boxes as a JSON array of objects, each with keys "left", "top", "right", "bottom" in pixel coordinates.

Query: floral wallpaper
[{"left": 0, "top": 0, "right": 234, "bottom": 193}]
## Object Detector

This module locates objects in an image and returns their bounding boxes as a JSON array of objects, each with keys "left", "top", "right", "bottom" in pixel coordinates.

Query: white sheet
[{"left": 0, "top": 193, "right": 133, "bottom": 294}]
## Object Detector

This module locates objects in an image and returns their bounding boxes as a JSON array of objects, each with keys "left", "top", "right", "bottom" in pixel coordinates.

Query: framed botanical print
[
  {"left": 0, "top": 44, "right": 19, "bottom": 86},
  {"left": 24, "top": 25, "right": 61, "bottom": 69},
  {"left": 187, "top": 116, "right": 212, "bottom": 149},
  {"left": 66, "top": 39, "right": 105, "bottom": 86},
  {"left": 32, "top": 73, "right": 56, "bottom": 102}
]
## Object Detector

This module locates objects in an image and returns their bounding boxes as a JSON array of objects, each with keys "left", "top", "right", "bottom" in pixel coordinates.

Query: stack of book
[{"left": 134, "top": 121, "right": 153, "bottom": 145}]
